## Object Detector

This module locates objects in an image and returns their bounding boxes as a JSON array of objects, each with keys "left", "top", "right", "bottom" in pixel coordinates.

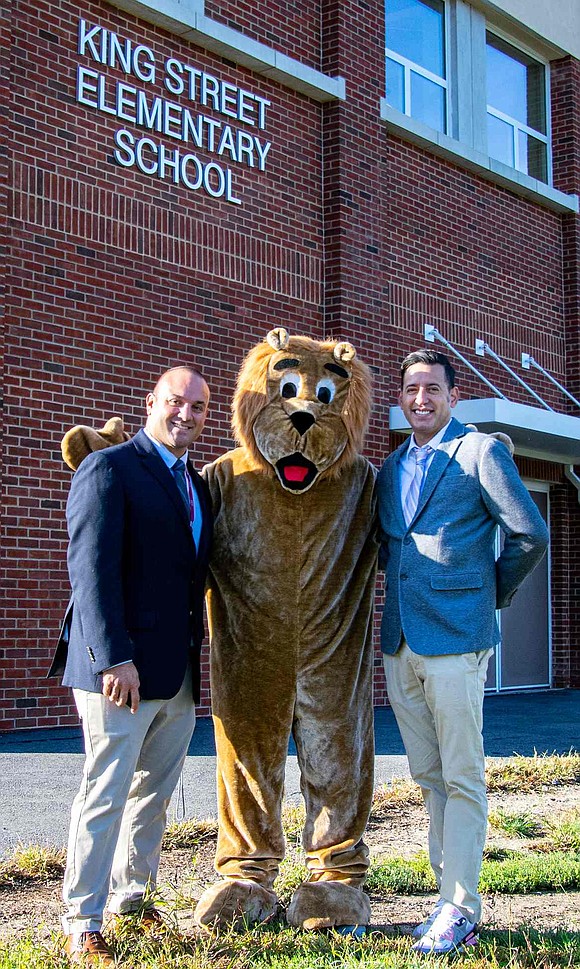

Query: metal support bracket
[
  {"left": 476, "top": 340, "right": 553, "bottom": 411},
  {"left": 521, "top": 353, "right": 580, "bottom": 410},
  {"left": 423, "top": 324, "right": 506, "bottom": 399}
]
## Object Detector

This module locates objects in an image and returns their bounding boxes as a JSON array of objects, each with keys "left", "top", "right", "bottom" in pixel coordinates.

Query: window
[
  {"left": 385, "top": 0, "right": 447, "bottom": 134},
  {"left": 380, "top": 0, "right": 576, "bottom": 209},
  {"left": 486, "top": 34, "right": 548, "bottom": 182}
]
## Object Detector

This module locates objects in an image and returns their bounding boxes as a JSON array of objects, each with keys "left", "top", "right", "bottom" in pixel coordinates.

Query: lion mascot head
[{"left": 232, "top": 327, "right": 372, "bottom": 492}]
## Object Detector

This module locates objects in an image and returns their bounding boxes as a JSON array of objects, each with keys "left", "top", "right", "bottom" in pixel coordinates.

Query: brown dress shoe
[{"left": 64, "top": 930, "right": 115, "bottom": 965}]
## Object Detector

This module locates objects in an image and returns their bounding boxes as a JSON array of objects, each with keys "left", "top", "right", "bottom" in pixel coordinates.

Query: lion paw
[
  {"left": 286, "top": 881, "right": 371, "bottom": 930},
  {"left": 193, "top": 879, "right": 278, "bottom": 933}
]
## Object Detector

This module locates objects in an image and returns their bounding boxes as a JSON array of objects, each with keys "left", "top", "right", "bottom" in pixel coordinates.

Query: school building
[{"left": 2, "top": 0, "right": 579, "bottom": 730}]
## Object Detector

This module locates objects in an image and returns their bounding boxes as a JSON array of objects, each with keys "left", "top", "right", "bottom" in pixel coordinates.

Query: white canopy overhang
[{"left": 389, "top": 398, "right": 580, "bottom": 465}]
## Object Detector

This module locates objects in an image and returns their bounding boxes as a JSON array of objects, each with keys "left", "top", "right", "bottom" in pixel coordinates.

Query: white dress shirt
[{"left": 398, "top": 420, "right": 452, "bottom": 509}]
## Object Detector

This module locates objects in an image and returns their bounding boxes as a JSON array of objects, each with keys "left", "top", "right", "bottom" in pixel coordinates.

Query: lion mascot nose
[{"left": 290, "top": 411, "right": 315, "bottom": 435}]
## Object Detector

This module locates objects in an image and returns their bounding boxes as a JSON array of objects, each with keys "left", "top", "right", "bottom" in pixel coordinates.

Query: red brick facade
[{"left": 2, "top": 0, "right": 579, "bottom": 730}]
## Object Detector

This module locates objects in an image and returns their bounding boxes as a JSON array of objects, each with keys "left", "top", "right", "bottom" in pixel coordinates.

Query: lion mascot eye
[
  {"left": 316, "top": 378, "right": 336, "bottom": 404},
  {"left": 280, "top": 373, "right": 302, "bottom": 399}
]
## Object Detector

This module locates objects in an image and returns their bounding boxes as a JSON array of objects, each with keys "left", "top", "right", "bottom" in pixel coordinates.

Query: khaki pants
[
  {"left": 383, "top": 643, "right": 492, "bottom": 922},
  {"left": 62, "top": 671, "right": 195, "bottom": 933}
]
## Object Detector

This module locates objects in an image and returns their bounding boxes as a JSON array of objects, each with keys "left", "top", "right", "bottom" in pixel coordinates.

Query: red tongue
[{"left": 285, "top": 466, "right": 309, "bottom": 482}]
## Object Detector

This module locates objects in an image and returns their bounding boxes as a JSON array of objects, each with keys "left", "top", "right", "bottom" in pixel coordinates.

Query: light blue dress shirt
[{"left": 144, "top": 429, "right": 202, "bottom": 550}]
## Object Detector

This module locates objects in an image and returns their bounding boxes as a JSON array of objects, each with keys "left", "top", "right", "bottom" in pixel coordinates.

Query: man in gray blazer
[{"left": 377, "top": 349, "right": 548, "bottom": 955}]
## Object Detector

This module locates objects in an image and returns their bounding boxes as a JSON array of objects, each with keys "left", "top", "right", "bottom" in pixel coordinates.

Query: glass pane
[
  {"left": 486, "top": 34, "right": 546, "bottom": 133},
  {"left": 499, "top": 491, "right": 550, "bottom": 689},
  {"left": 386, "top": 56, "right": 405, "bottom": 113},
  {"left": 527, "top": 62, "right": 547, "bottom": 134},
  {"left": 411, "top": 72, "right": 446, "bottom": 132},
  {"left": 386, "top": 0, "right": 445, "bottom": 78},
  {"left": 519, "top": 129, "right": 548, "bottom": 182},
  {"left": 488, "top": 113, "right": 514, "bottom": 167}
]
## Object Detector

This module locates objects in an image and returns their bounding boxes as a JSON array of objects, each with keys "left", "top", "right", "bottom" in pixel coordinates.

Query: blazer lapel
[
  {"left": 188, "top": 461, "right": 211, "bottom": 562},
  {"left": 132, "top": 429, "right": 193, "bottom": 533},
  {"left": 413, "top": 418, "right": 467, "bottom": 520},
  {"left": 391, "top": 441, "right": 410, "bottom": 531}
]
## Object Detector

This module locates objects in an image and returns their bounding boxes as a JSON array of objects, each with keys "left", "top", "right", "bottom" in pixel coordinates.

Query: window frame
[
  {"left": 380, "top": 0, "right": 577, "bottom": 214},
  {"left": 385, "top": 0, "right": 450, "bottom": 134},
  {"left": 485, "top": 27, "right": 552, "bottom": 186}
]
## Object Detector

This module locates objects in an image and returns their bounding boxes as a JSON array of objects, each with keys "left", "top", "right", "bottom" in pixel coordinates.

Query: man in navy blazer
[
  {"left": 377, "top": 349, "right": 548, "bottom": 955},
  {"left": 50, "top": 366, "right": 212, "bottom": 965}
]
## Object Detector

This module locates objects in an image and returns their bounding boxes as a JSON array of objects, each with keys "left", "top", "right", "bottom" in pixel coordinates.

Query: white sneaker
[
  {"left": 411, "top": 902, "right": 478, "bottom": 955},
  {"left": 412, "top": 898, "right": 445, "bottom": 938}
]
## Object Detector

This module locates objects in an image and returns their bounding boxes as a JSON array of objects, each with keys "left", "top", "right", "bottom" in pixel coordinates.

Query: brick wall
[{"left": 2, "top": 0, "right": 579, "bottom": 731}]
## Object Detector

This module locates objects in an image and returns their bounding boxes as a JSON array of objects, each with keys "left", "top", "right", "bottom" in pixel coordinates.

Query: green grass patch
[
  {"left": 366, "top": 852, "right": 436, "bottom": 894},
  {"left": 0, "top": 844, "right": 65, "bottom": 887},
  {"left": 281, "top": 802, "right": 306, "bottom": 841},
  {"left": 2, "top": 926, "right": 579, "bottom": 969},
  {"left": 162, "top": 818, "right": 218, "bottom": 850},
  {"left": 479, "top": 850, "right": 580, "bottom": 894},
  {"left": 274, "top": 855, "right": 307, "bottom": 905},
  {"left": 485, "top": 752, "right": 580, "bottom": 793},
  {"left": 546, "top": 809, "right": 580, "bottom": 852},
  {"left": 370, "top": 780, "right": 422, "bottom": 820},
  {"left": 370, "top": 753, "right": 580, "bottom": 818},
  {"left": 488, "top": 810, "right": 542, "bottom": 838},
  {"left": 368, "top": 850, "right": 580, "bottom": 897}
]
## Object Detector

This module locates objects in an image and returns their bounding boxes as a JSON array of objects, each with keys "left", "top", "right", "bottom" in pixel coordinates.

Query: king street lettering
[{"left": 75, "top": 20, "right": 272, "bottom": 205}]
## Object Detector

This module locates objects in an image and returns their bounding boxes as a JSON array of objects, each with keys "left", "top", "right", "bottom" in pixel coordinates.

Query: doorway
[{"left": 486, "top": 485, "right": 551, "bottom": 691}]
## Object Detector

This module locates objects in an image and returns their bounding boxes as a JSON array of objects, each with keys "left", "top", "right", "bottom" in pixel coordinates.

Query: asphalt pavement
[{"left": 1, "top": 689, "right": 578, "bottom": 857}]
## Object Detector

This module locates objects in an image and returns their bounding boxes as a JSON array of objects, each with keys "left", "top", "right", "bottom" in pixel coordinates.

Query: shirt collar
[
  {"left": 143, "top": 428, "right": 187, "bottom": 470},
  {"left": 408, "top": 418, "right": 452, "bottom": 452}
]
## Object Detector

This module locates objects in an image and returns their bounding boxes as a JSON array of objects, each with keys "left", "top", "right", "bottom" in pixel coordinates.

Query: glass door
[{"left": 486, "top": 485, "right": 550, "bottom": 691}]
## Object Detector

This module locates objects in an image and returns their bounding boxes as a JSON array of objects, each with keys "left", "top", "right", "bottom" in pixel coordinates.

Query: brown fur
[
  {"left": 232, "top": 334, "right": 372, "bottom": 482},
  {"left": 59, "top": 331, "right": 379, "bottom": 934},
  {"left": 196, "top": 330, "right": 378, "bottom": 932},
  {"left": 61, "top": 417, "right": 131, "bottom": 471}
]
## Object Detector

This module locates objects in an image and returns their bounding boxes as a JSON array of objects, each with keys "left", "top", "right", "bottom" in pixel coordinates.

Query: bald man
[{"left": 50, "top": 367, "right": 213, "bottom": 965}]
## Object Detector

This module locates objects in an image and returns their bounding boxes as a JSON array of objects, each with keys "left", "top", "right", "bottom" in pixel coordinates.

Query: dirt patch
[{"left": 1, "top": 785, "right": 578, "bottom": 941}]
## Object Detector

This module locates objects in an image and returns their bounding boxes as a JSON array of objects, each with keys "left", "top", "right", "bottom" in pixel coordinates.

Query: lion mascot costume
[{"left": 60, "top": 328, "right": 379, "bottom": 933}]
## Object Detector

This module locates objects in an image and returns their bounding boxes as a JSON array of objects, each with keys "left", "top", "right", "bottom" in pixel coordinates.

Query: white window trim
[
  {"left": 381, "top": 0, "right": 578, "bottom": 214},
  {"left": 486, "top": 27, "right": 552, "bottom": 185},
  {"left": 385, "top": 49, "right": 448, "bottom": 133},
  {"left": 385, "top": 0, "right": 450, "bottom": 134},
  {"left": 487, "top": 105, "right": 549, "bottom": 177}
]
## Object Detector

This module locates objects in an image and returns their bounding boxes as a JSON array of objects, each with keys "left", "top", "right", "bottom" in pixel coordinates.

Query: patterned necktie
[
  {"left": 172, "top": 459, "right": 193, "bottom": 521},
  {"left": 402, "top": 445, "right": 432, "bottom": 526}
]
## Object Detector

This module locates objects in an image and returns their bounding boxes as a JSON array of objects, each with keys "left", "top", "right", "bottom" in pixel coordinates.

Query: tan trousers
[
  {"left": 383, "top": 643, "right": 492, "bottom": 923},
  {"left": 62, "top": 671, "right": 195, "bottom": 933}
]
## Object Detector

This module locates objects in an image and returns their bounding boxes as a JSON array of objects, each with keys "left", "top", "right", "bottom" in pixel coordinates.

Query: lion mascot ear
[
  {"left": 61, "top": 416, "right": 131, "bottom": 471},
  {"left": 465, "top": 423, "right": 515, "bottom": 456}
]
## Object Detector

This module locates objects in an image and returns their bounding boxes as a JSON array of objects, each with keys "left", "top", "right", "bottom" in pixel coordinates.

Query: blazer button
[
  {"left": 400, "top": 572, "right": 408, "bottom": 580},
  {"left": 403, "top": 536, "right": 412, "bottom": 545}
]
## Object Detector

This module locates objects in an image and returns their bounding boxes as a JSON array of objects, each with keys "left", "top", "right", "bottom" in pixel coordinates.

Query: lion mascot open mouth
[{"left": 59, "top": 328, "right": 379, "bottom": 934}]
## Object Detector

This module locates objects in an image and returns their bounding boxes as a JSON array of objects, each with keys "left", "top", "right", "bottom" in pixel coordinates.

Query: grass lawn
[{"left": 0, "top": 753, "right": 579, "bottom": 968}]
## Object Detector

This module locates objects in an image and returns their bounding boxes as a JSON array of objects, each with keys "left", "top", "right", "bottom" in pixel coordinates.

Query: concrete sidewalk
[{"left": 1, "top": 689, "right": 578, "bottom": 856}]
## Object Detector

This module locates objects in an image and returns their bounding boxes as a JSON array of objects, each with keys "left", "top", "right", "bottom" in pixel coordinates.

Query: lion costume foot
[
  {"left": 286, "top": 881, "right": 371, "bottom": 930},
  {"left": 193, "top": 879, "right": 279, "bottom": 932}
]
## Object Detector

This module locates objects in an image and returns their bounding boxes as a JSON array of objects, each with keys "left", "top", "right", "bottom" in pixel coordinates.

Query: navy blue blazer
[{"left": 49, "top": 429, "right": 213, "bottom": 702}]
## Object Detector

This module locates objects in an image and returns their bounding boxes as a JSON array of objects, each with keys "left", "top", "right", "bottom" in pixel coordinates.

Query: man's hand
[{"left": 102, "top": 661, "right": 141, "bottom": 713}]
